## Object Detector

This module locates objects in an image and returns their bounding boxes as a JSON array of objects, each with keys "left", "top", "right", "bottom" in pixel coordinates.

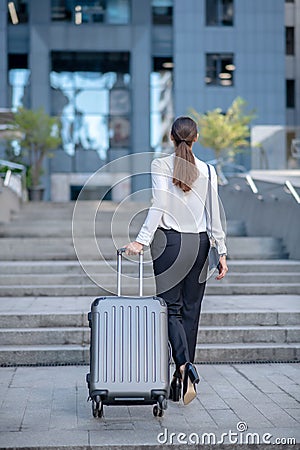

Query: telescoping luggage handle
[{"left": 117, "top": 248, "right": 144, "bottom": 297}]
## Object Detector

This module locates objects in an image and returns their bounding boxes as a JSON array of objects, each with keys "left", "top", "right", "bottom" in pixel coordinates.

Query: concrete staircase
[
  {"left": 0, "top": 201, "right": 299, "bottom": 365},
  {"left": 0, "top": 300, "right": 299, "bottom": 365}
]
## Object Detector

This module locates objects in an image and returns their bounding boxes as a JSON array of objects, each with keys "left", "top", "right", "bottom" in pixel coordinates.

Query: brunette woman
[{"left": 125, "top": 116, "right": 228, "bottom": 405}]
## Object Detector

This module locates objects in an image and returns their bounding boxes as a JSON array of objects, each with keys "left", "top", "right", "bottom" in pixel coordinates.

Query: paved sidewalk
[{"left": 0, "top": 363, "right": 299, "bottom": 449}]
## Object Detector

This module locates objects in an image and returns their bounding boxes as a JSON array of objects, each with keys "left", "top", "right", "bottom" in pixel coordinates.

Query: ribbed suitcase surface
[
  {"left": 89, "top": 296, "right": 169, "bottom": 404},
  {"left": 87, "top": 249, "right": 169, "bottom": 416}
]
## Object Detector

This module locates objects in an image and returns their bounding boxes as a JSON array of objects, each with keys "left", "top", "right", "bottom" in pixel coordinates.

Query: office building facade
[{"left": 0, "top": 0, "right": 298, "bottom": 200}]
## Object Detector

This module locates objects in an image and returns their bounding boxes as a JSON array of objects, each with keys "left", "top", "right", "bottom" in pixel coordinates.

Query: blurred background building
[{"left": 0, "top": 0, "right": 299, "bottom": 200}]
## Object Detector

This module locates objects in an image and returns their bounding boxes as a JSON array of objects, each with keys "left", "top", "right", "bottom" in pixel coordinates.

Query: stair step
[
  {"left": 0, "top": 345, "right": 88, "bottom": 366},
  {"left": 0, "top": 283, "right": 299, "bottom": 296},
  {"left": 0, "top": 260, "right": 299, "bottom": 274},
  {"left": 0, "top": 325, "right": 299, "bottom": 346},
  {"left": 1, "top": 342, "right": 299, "bottom": 366},
  {"left": 196, "top": 325, "right": 300, "bottom": 343},
  {"left": 0, "top": 237, "right": 288, "bottom": 260},
  {"left": 0, "top": 272, "right": 298, "bottom": 285},
  {"left": 194, "top": 343, "right": 300, "bottom": 363},
  {"left": 226, "top": 237, "right": 288, "bottom": 259},
  {"left": 0, "top": 218, "right": 145, "bottom": 238},
  {"left": 1, "top": 310, "right": 299, "bottom": 328},
  {"left": 0, "top": 327, "right": 89, "bottom": 345},
  {"left": 0, "top": 313, "right": 87, "bottom": 328},
  {"left": 0, "top": 260, "right": 154, "bottom": 274},
  {"left": 0, "top": 219, "right": 246, "bottom": 238},
  {"left": 226, "top": 220, "right": 246, "bottom": 236}
]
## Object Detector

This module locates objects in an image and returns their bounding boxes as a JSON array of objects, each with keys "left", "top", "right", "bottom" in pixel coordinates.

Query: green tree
[
  {"left": 190, "top": 97, "right": 256, "bottom": 181},
  {"left": 7, "top": 107, "right": 61, "bottom": 187}
]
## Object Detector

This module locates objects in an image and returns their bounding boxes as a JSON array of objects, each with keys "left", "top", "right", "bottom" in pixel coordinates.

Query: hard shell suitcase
[{"left": 86, "top": 248, "right": 169, "bottom": 418}]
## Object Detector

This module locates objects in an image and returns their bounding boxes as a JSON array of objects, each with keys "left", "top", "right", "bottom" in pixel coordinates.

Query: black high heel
[
  {"left": 169, "top": 369, "right": 182, "bottom": 402},
  {"left": 182, "top": 363, "right": 200, "bottom": 405}
]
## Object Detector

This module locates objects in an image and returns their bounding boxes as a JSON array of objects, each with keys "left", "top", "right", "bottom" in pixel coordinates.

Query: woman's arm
[
  {"left": 208, "top": 165, "right": 227, "bottom": 255},
  {"left": 208, "top": 165, "right": 228, "bottom": 279}
]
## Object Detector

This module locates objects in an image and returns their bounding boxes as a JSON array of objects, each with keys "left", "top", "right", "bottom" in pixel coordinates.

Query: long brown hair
[{"left": 171, "top": 116, "right": 199, "bottom": 192}]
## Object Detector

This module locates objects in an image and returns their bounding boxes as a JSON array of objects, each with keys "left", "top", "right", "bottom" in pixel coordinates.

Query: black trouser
[{"left": 150, "top": 228, "right": 210, "bottom": 369}]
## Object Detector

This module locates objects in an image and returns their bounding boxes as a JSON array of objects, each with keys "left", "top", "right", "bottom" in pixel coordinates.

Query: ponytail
[{"left": 171, "top": 117, "right": 199, "bottom": 192}]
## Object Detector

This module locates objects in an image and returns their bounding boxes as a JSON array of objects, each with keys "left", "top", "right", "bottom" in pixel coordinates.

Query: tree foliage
[
  {"left": 190, "top": 97, "right": 256, "bottom": 159},
  {"left": 8, "top": 107, "right": 61, "bottom": 187}
]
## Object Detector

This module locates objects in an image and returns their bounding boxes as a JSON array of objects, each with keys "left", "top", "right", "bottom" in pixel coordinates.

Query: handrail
[
  {"left": 229, "top": 172, "right": 300, "bottom": 205},
  {"left": 0, "top": 159, "right": 25, "bottom": 171},
  {"left": 0, "top": 158, "right": 26, "bottom": 199},
  {"left": 285, "top": 180, "right": 300, "bottom": 204},
  {"left": 245, "top": 174, "right": 259, "bottom": 194}
]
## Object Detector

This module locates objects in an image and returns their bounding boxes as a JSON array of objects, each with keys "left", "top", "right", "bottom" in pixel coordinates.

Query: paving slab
[{"left": 0, "top": 363, "right": 299, "bottom": 449}]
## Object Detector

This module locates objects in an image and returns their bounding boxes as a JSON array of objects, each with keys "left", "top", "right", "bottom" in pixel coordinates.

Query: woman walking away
[{"left": 125, "top": 116, "right": 228, "bottom": 405}]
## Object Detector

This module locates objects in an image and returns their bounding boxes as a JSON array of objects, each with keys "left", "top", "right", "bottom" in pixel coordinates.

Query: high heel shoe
[
  {"left": 169, "top": 369, "right": 182, "bottom": 402},
  {"left": 182, "top": 363, "right": 200, "bottom": 405}
]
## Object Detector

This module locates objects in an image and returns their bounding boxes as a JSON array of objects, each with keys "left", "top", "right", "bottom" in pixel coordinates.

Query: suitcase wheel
[
  {"left": 92, "top": 399, "right": 103, "bottom": 418},
  {"left": 153, "top": 395, "right": 167, "bottom": 417},
  {"left": 153, "top": 404, "right": 164, "bottom": 417}
]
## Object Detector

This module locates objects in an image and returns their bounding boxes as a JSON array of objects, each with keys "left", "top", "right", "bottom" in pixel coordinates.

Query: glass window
[
  {"left": 7, "top": 0, "right": 29, "bottom": 24},
  {"left": 8, "top": 54, "right": 31, "bottom": 110},
  {"left": 206, "top": 0, "right": 233, "bottom": 26},
  {"left": 51, "top": 0, "right": 130, "bottom": 24},
  {"left": 286, "top": 27, "right": 295, "bottom": 55},
  {"left": 206, "top": 54, "right": 235, "bottom": 86},
  {"left": 150, "top": 57, "right": 174, "bottom": 154},
  {"left": 286, "top": 80, "right": 295, "bottom": 108},
  {"left": 152, "top": 0, "right": 173, "bottom": 25},
  {"left": 50, "top": 52, "right": 130, "bottom": 159}
]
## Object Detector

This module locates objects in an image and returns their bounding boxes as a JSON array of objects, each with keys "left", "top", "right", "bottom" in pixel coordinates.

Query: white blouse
[{"left": 136, "top": 153, "right": 227, "bottom": 255}]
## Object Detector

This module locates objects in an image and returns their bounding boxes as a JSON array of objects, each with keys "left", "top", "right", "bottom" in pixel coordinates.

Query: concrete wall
[
  {"left": 220, "top": 179, "right": 300, "bottom": 260},
  {"left": 251, "top": 126, "right": 286, "bottom": 169},
  {"left": 51, "top": 172, "right": 131, "bottom": 202},
  {"left": 0, "top": 180, "right": 21, "bottom": 223}
]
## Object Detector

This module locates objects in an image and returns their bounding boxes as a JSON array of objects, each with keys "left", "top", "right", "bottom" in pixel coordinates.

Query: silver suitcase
[{"left": 86, "top": 248, "right": 169, "bottom": 418}]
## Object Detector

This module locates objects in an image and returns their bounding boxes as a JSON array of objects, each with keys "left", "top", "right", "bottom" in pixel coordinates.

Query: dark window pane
[
  {"left": 7, "top": 0, "right": 29, "bottom": 24},
  {"left": 206, "top": 53, "right": 234, "bottom": 86},
  {"left": 51, "top": 0, "right": 130, "bottom": 24},
  {"left": 51, "top": 51, "right": 130, "bottom": 73},
  {"left": 51, "top": 0, "right": 72, "bottom": 21},
  {"left": 222, "top": 0, "right": 234, "bottom": 25},
  {"left": 206, "top": 0, "right": 233, "bottom": 26},
  {"left": 286, "top": 27, "right": 295, "bottom": 55},
  {"left": 206, "top": 0, "right": 218, "bottom": 25},
  {"left": 152, "top": 0, "right": 173, "bottom": 24},
  {"left": 8, "top": 54, "right": 28, "bottom": 69},
  {"left": 286, "top": 79, "right": 295, "bottom": 108},
  {"left": 153, "top": 57, "right": 173, "bottom": 71},
  {"left": 206, "top": 54, "right": 218, "bottom": 85}
]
